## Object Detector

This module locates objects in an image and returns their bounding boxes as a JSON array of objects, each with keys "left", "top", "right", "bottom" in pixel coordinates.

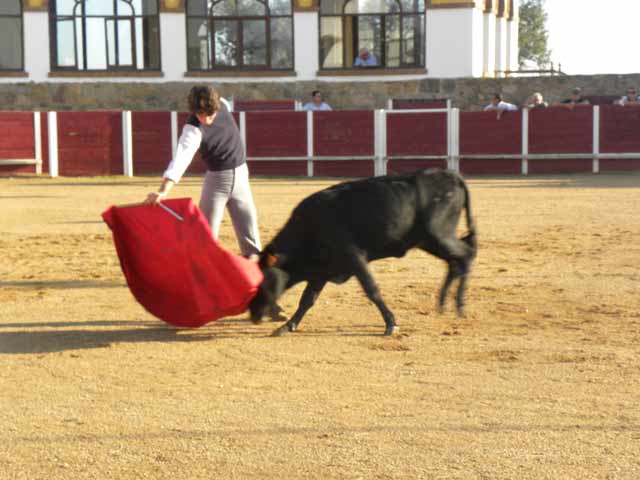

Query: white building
[{"left": 1, "top": 0, "right": 518, "bottom": 84}]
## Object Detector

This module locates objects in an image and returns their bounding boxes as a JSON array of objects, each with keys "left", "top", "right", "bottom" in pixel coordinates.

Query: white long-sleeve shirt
[{"left": 162, "top": 124, "right": 202, "bottom": 183}]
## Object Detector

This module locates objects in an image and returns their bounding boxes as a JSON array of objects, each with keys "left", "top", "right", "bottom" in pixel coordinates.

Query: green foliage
[{"left": 519, "top": 0, "right": 552, "bottom": 69}]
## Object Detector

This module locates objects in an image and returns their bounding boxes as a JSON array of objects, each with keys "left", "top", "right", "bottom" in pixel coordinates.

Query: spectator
[
  {"left": 522, "top": 92, "right": 548, "bottom": 110},
  {"left": 484, "top": 93, "right": 518, "bottom": 119},
  {"left": 302, "top": 90, "right": 332, "bottom": 111},
  {"left": 354, "top": 47, "right": 378, "bottom": 67},
  {"left": 614, "top": 87, "right": 640, "bottom": 106},
  {"left": 554, "top": 87, "right": 590, "bottom": 110}
]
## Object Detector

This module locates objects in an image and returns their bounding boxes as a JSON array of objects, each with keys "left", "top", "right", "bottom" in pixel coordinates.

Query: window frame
[
  {"left": 0, "top": 0, "right": 24, "bottom": 73},
  {"left": 49, "top": 0, "right": 162, "bottom": 73},
  {"left": 185, "top": 0, "right": 294, "bottom": 72},
  {"left": 318, "top": 0, "right": 425, "bottom": 71}
]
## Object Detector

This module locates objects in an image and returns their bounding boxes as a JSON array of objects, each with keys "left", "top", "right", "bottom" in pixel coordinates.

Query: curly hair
[{"left": 188, "top": 85, "right": 220, "bottom": 116}]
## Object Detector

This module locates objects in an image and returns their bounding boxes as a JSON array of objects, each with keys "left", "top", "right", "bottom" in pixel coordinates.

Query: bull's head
[{"left": 249, "top": 252, "right": 289, "bottom": 324}]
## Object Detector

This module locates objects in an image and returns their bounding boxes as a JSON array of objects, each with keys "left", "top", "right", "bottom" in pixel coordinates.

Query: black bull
[{"left": 249, "top": 169, "right": 477, "bottom": 336}]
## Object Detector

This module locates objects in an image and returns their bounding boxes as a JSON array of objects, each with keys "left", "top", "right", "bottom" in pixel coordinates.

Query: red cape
[{"left": 102, "top": 198, "right": 263, "bottom": 327}]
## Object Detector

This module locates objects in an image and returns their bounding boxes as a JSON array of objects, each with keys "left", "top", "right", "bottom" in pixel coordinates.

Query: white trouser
[{"left": 199, "top": 163, "right": 261, "bottom": 257}]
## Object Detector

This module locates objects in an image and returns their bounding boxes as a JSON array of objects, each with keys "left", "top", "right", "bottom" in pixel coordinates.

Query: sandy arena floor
[{"left": 1, "top": 172, "right": 639, "bottom": 479}]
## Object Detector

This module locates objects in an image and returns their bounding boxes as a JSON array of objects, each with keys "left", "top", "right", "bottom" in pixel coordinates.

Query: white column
[
  {"left": 160, "top": 12, "right": 187, "bottom": 80},
  {"left": 495, "top": 16, "right": 508, "bottom": 77},
  {"left": 306, "top": 111, "right": 314, "bottom": 177},
  {"left": 483, "top": 12, "right": 496, "bottom": 77},
  {"left": 47, "top": 112, "right": 59, "bottom": 178},
  {"left": 506, "top": 17, "right": 519, "bottom": 72},
  {"left": 33, "top": 112, "right": 42, "bottom": 175},
  {"left": 374, "top": 110, "right": 387, "bottom": 176},
  {"left": 593, "top": 106, "right": 600, "bottom": 174},
  {"left": 23, "top": 12, "right": 50, "bottom": 82},
  {"left": 170, "top": 111, "right": 178, "bottom": 155},
  {"left": 521, "top": 108, "right": 529, "bottom": 175},
  {"left": 294, "top": 12, "right": 319, "bottom": 80},
  {"left": 122, "top": 111, "right": 134, "bottom": 177},
  {"left": 427, "top": 7, "right": 484, "bottom": 78}
]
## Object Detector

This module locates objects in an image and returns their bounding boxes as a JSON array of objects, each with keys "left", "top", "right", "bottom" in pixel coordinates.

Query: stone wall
[{"left": 1, "top": 74, "right": 639, "bottom": 111}]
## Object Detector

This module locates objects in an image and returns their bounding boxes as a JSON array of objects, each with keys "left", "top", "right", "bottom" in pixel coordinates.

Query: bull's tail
[{"left": 459, "top": 176, "right": 477, "bottom": 255}]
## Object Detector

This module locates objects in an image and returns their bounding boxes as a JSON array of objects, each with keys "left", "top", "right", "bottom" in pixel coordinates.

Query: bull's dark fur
[{"left": 249, "top": 169, "right": 477, "bottom": 336}]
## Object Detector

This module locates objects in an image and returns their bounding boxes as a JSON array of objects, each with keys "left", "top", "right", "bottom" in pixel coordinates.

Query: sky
[{"left": 544, "top": 0, "right": 640, "bottom": 75}]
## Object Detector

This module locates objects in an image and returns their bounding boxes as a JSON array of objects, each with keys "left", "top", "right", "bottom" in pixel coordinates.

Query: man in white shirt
[
  {"left": 302, "top": 90, "right": 332, "bottom": 111},
  {"left": 484, "top": 93, "right": 518, "bottom": 119},
  {"left": 614, "top": 87, "right": 640, "bottom": 106}
]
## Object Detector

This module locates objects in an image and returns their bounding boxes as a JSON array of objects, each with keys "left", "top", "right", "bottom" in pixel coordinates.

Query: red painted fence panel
[
  {"left": 57, "top": 112, "right": 123, "bottom": 176},
  {"left": 246, "top": 111, "right": 307, "bottom": 158},
  {"left": 0, "top": 112, "right": 36, "bottom": 175},
  {"left": 460, "top": 111, "right": 521, "bottom": 155},
  {"left": 600, "top": 105, "right": 640, "bottom": 153},
  {"left": 387, "top": 112, "right": 447, "bottom": 156},
  {"left": 132, "top": 111, "right": 172, "bottom": 174},
  {"left": 313, "top": 110, "right": 374, "bottom": 157},
  {"left": 529, "top": 107, "right": 593, "bottom": 154},
  {"left": 235, "top": 100, "right": 295, "bottom": 111}
]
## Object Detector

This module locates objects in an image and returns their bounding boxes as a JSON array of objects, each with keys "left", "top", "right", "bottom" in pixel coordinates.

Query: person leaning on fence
[
  {"left": 614, "top": 87, "right": 640, "bottom": 106},
  {"left": 554, "top": 87, "right": 590, "bottom": 110},
  {"left": 484, "top": 93, "right": 518, "bottom": 119},
  {"left": 302, "top": 90, "right": 332, "bottom": 111},
  {"left": 522, "top": 92, "right": 548, "bottom": 110}
]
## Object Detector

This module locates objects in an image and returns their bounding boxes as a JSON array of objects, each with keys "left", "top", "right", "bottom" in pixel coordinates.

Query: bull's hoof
[
  {"left": 456, "top": 307, "right": 467, "bottom": 318},
  {"left": 269, "top": 310, "right": 288, "bottom": 323},
  {"left": 250, "top": 315, "right": 265, "bottom": 325},
  {"left": 271, "top": 325, "right": 291, "bottom": 337},
  {"left": 384, "top": 325, "right": 399, "bottom": 336}
]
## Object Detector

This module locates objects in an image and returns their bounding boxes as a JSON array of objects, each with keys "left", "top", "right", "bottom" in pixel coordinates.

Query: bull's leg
[
  {"left": 350, "top": 255, "right": 398, "bottom": 336},
  {"left": 420, "top": 237, "right": 473, "bottom": 317},
  {"left": 272, "top": 280, "right": 326, "bottom": 337}
]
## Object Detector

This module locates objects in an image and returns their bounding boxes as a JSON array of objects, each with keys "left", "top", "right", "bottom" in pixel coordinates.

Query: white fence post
[
  {"left": 170, "top": 111, "right": 178, "bottom": 156},
  {"left": 452, "top": 108, "right": 460, "bottom": 172},
  {"left": 374, "top": 109, "right": 387, "bottom": 176},
  {"left": 521, "top": 108, "right": 529, "bottom": 175},
  {"left": 33, "top": 112, "right": 42, "bottom": 175},
  {"left": 307, "top": 110, "right": 314, "bottom": 177},
  {"left": 593, "top": 106, "right": 600, "bottom": 173},
  {"left": 122, "top": 111, "right": 133, "bottom": 177},
  {"left": 239, "top": 111, "right": 247, "bottom": 157},
  {"left": 47, "top": 111, "right": 58, "bottom": 178}
]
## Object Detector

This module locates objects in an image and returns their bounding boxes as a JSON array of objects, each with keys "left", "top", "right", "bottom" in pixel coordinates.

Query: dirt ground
[{"left": 1, "top": 172, "right": 639, "bottom": 479}]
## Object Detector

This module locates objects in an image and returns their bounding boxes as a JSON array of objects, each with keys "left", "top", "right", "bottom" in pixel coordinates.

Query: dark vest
[{"left": 186, "top": 104, "right": 245, "bottom": 172}]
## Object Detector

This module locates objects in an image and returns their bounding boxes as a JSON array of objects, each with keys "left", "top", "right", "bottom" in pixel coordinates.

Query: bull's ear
[{"left": 265, "top": 253, "right": 278, "bottom": 267}]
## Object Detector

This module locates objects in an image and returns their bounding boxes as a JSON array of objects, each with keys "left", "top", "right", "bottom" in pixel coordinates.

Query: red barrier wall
[
  {"left": 57, "top": 112, "right": 123, "bottom": 176},
  {"left": 0, "top": 112, "right": 36, "bottom": 175},
  {"left": 528, "top": 107, "right": 593, "bottom": 173},
  {"left": 132, "top": 112, "right": 172, "bottom": 174},
  {"left": 313, "top": 111, "right": 374, "bottom": 156},
  {"left": 387, "top": 112, "right": 447, "bottom": 156},
  {"left": 600, "top": 105, "right": 640, "bottom": 153},
  {"left": 387, "top": 159, "right": 446, "bottom": 174},
  {"left": 247, "top": 160, "right": 306, "bottom": 176},
  {"left": 529, "top": 107, "right": 593, "bottom": 154},
  {"left": 176, "top": 112, "right": 206, "bottom": 174},
  {"left": 235, "top": 100, "right": 295, "bottom": 111},
  {"left": 314, "top": 160, "right": 374, "bottom": 177},
  {"left": 460, "top": 111, "right": 521, "bottom": 155},
  {"left": 246, "top": 111, "right": 307, "bottom": 158},
  {"left": 392, "top": 99, "right": 447, "bottom": 109}
]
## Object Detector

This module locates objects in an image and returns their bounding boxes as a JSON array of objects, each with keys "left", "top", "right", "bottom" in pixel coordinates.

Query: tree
[{"left": 519, "top": 0, "right": 552, "bottom": 69}]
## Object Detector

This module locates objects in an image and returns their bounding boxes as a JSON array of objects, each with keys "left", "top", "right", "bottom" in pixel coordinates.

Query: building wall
[{"left": 0, "top": 4, "right": 518, "bottom": 84}]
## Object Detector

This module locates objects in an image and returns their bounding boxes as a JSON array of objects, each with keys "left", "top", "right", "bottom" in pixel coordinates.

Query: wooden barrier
[
  {"left": 2, "top": 106, "right": 640, "bottom": 177},
  {"left": 0, "top": 112, "right": 41, "bottom": 175},
  {"left": 234, "top": 100, "right": 296, "bottom": 111},
  {"left": 56, "top": 112, "right": 123, "bottom": 176}
]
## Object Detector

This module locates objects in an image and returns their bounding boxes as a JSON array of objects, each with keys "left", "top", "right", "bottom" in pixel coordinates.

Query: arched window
[
  {"left": 320, "top": 0, "right": 424, "bottom": 69},
  {"left": 50, "top": 0, "right": 160, "bottom": 71},
  {"left": 0, "top": 1, "right": 23, "bottom": 71},
  {"left": 186, "top": 0, "right": 293, "bottom": 70}
]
